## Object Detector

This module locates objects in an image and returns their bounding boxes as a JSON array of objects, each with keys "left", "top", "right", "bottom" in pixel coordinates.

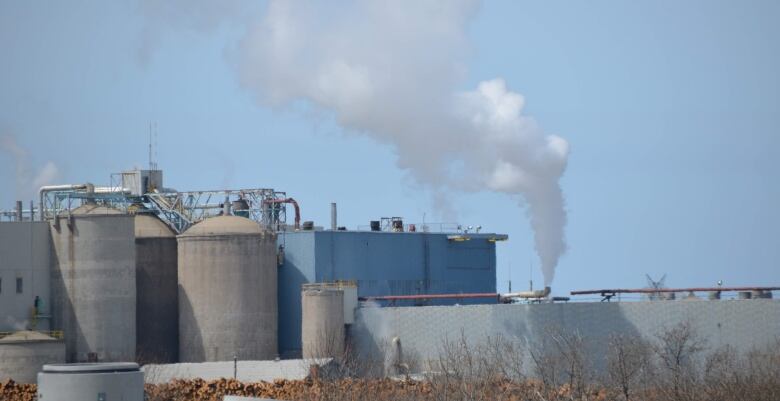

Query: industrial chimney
[{"left": 331, "top": 203, "right": 337, "bottom": 231}]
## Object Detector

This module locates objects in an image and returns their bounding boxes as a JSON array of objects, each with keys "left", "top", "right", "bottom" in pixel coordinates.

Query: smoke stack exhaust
[{"left": 233, "top": 1, "right": 569, "bottom": 285}]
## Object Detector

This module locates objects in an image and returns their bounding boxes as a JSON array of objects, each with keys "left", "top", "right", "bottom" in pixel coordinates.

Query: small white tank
[
  {"left": 37, "top": 363, "right": 143, "bottom": 401},
  {"left": 301, "top": 286, "right": 345, "bottom": 359}
]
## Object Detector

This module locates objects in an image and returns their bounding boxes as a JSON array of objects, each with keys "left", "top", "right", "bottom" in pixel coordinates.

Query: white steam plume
[
  {"left": 234, "top": 1, "right": 569, "bottom": 285},
  {"left": 139, "top": 0, "right": 570, "bottom": 285},
  {"left": 1, "top": 134, "right": 61, "bottom": 202}
]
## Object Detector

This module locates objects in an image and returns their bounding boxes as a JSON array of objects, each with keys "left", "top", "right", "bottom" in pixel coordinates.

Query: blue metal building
[{"left": 276, "top": 229, "right": 506, "bottom": 357}]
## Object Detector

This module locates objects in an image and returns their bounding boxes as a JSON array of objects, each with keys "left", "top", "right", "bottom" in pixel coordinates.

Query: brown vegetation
[{"left": 2, "top": 322, "right": 779, "bottom": 401}]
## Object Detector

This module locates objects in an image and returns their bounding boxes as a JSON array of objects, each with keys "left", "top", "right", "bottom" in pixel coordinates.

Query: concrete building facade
[{"left": 0, "top": 222, "right": 52, "bottom": 332}]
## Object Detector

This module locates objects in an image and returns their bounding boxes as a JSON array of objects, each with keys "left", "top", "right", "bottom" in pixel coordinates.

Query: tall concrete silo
[
  {"left": 135, "top": 214, "right": 178, "bottom": 363},
  {"left": 177, "top": 216, "right": 277, "bottom": 362},
  {"left": 50, "top": 204, "right": 136, "bottom": 362},
  {"left": 302, "top": 286, "right": 345, "bottom": 359}
]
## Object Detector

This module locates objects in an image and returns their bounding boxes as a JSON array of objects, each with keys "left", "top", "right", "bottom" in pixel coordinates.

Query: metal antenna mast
[
  {"left": 148, "top": 123, "right": 153, "bottom": 171},
  {"left": 645, "top": 274, "right": 667, "bottom": 300},
  {"left": 154, "top": 123, "right": 158, "bottom": 170},
  {"left": 148, "top": 122, "right": 159, "bottom": 171}
]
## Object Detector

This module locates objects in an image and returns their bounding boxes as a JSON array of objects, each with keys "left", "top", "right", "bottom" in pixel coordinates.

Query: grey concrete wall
[
  {"left": 136, "top": 236, "right": 178, "bottom": 364},
  {"left": 351, "top": 299, "right": 780, "bottom": 373},
  {"left": 142, "top": 359, "right": 323, "bottom": 384},
  {"left": 0, "top": 222, "right": 52, "bottom": 331}
]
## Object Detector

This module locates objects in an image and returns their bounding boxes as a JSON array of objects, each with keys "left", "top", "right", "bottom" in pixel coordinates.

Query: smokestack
[
  {"left": 15, "top": 201, "right": 22, "bottom": 221},
  {"left": 330, "top": 202, "right": 337, "bottom": 231},
  {"left": 223, "top": 196, "right": 231, "bottom": 216},
  {"left": 85, "top": 183, "right": 96, "bottom": 204}
]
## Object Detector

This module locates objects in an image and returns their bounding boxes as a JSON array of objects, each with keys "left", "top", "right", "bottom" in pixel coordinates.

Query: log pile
[
  {"left": 0, "top": 379, "right": 37, "bottom": 401},
  {"left": 144, "top": 377, "right": 432, "bottom": 401},
  {"left": 0, "top": 377, "right": 609, "bottom": 401}
]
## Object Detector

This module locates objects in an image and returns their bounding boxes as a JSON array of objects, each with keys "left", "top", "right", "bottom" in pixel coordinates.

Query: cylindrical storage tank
[
  {"left": 0, "top": 331, "right": 65, "bottom": 383},
  {"left": 50, "top": 204, "right": 136, "bottom": 362},
  {"left": 302, "top": 286, "right": 345, "bottom": 359},
  {"left": 135, "top": 214, "right": 178, "bottom": 364},
  {"left": 37, "top": 363, "right": 143, "bottom": 401},
  {"left": 177, "top": 216, "right": 277, "bottom": 362}
]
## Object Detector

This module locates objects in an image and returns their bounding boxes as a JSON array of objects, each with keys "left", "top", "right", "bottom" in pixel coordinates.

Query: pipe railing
[
  {"left": 39, "top": 184, "right": 89, "bottom": 220},
  {"left": 360, "top": 293, "right": 501, "bottom": 302},
  {"left": 571, "top": 286, "right": 780, "bottom": 295},
  {"left": 263, "top": 198, "right": 300, "bottom": 230}
]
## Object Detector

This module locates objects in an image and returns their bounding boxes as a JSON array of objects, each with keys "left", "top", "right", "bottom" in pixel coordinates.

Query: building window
[{"left": 16, "top": 277, "right": 23, "bottom": 294}]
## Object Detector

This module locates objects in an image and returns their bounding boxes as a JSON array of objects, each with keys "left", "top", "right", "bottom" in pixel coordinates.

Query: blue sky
[{"left": 1, "top": 1, "right": 777, "bottom": 295}]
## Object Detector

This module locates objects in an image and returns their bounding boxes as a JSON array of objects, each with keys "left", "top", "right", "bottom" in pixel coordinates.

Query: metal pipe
[
  {"left": 93, "top": 186, "right": 130, "bottom": 194},
  {"left": 570, "top": 286, "right": 780, "bottom": 295},
  {"left": 502, "top": 286, "right": 551, "bottom": 300},
  {"left": 263, "top": 198, "right": 301, "bottom": 230},
  {"left": 39, "top": 184, "right": 89, "bottom": 220},
  {"left": 360, "top": 293, "right": 500, "bottom": 301}
]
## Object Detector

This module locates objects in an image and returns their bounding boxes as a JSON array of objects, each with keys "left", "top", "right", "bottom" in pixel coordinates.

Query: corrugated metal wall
[
  {"left": 351, "top": 299, "right": 780, "bottom": 374},
  {"left": 277, "top": 231, "right": 498, "bottom": 357}
]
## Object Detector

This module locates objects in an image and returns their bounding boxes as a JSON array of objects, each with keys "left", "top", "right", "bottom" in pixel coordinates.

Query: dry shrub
[
  {"left": 2, "top": 325, "right": 778, "bottom": 401},
  {"left": 605, "top": 333, "right": 652, "bottom": 400},
  {"left": 648, "top": 321, "right": 707, "bottom": 401}
]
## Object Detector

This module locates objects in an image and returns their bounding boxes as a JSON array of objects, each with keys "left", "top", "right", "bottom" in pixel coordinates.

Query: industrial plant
[{"left": 0, "top": 167, "right": 778, "bottom": 400}]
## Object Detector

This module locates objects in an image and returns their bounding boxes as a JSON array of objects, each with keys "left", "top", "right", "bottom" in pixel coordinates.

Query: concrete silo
[
  {"left": 302, "top": 286, "right": 345, "bottom": 359},
  {"left": 177, "top": 216, "right": 277, "bottom": 362},
  {"left": 50, "top": 204, "right": 136, "bottom": 362},
  {"left": 135, "top": 214, "right": 178, "bottom": 363}
]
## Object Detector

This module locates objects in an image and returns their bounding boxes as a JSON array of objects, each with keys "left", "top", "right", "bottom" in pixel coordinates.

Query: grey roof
[
  {"left": 180, "top": 216, "right": 264, "bottom": 237},
  {"left": 134, "top": 214, "right": 176, "bottom": 238}
]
